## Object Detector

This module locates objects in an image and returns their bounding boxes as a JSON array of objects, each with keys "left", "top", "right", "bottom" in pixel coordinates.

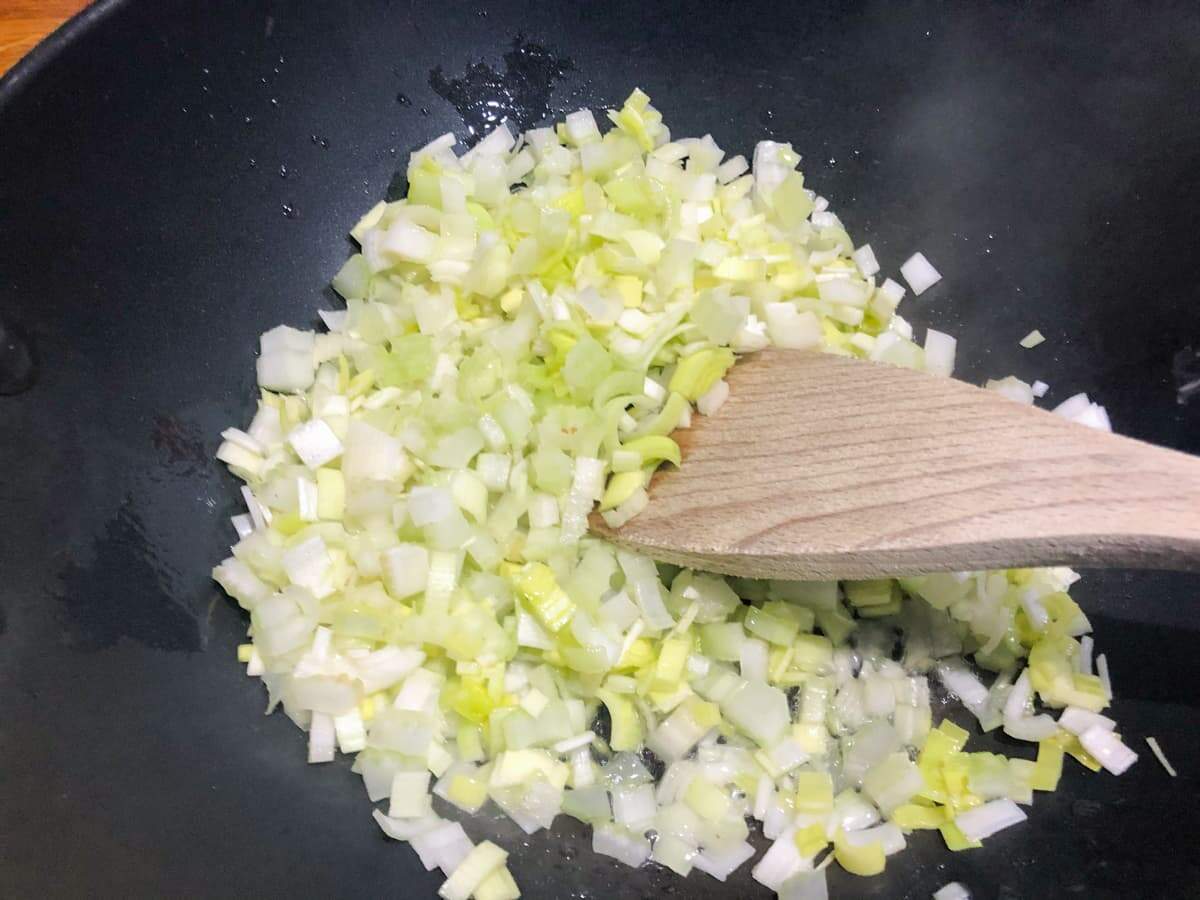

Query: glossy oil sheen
[{"left": 1, "top": 1, "right": 1199, "bottom": 897}]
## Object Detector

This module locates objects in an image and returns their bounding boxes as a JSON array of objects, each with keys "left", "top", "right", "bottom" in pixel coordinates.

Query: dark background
[{"left": 1, "top": 1, "right": 1198, "bottom": 897}]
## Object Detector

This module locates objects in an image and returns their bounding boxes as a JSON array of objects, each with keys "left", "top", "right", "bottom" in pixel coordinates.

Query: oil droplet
[
  {"left": 310, "top": 134, "right": 329, "bottom": 148},
  {"left": 282, "top": 203, "right": 296, "bottom": 218},
  {"left": 560, "top": 846, "right": 576, "bottom": 861},
  {"left": 428, "top": 36, "right": 573, "bottom": 145},
  {"left": 244, "top": 115, "right": 253, "bottom": 124},
  {"left": 279, "top": 164, "right": 288, "bottom": 178},
  {"left": 248, "top": 158, "right": 257, "bottom": 168},
  {"left": 201, "top": 66, "right": 210, "bottom": 75},
  {"left": 420, "top": 107, "right": 429, "bottom": 116},
  {"left": 396, "top": 92, "right": 412, "bottom": 106},
  {"left": 270, "top": 98, "right": 278, "bottom": 106}
]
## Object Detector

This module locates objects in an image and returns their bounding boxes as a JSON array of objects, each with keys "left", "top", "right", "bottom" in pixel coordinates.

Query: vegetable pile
[{"left": 213, "top": 90, "right": 1136, "bottom": 899}]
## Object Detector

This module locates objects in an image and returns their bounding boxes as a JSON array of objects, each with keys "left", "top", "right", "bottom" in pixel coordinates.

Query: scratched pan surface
[{"left": 2, "top": 1, "right": 1200, "bottom": 897}]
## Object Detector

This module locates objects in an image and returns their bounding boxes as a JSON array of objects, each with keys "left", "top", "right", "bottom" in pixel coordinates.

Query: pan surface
[{"left": 2, "top": 1, "right": 1199, "bottom": 897}]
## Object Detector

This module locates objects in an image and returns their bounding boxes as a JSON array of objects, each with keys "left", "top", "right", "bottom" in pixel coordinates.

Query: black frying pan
[{"left": 2, "top": 1, "right": 1199, "bottom": 897}]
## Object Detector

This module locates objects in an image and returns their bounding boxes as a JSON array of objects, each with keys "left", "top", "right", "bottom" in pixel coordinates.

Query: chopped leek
[
  {"left": 214, "top": 89, "right": 1132, "bottom": 897},
  {"left": 834, "top": 831, "right": 886, "bottom": 877}
]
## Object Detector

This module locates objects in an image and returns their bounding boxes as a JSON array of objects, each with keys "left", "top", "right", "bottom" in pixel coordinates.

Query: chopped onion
[
  {"left": 1058, "top": 706, "right": 1116, "bottom": 736},
  {"left": 307, "top": 712, "right": 336, "bottom": 763},
  {"left": 852, "top": 244, "right": 880, "bottom": 277},
  {"left": 953, "top": 799, "right": 1027, "bottom": 841},
  {"left": 592, "top": 823, "right": 650, "bottom": 868},
  {"left": 1096, "top": 653, "right": 1113, "bottom": 698},
  {"left": 1145, "top": 736, "right": 1177, "bottom": 777},
  {"left": 779, "top": 870, "right": 829, "bottom": 900},
  {"left": 923, "top": 329, "right": 956, "bottom": 377},
  {"left": 933, "top": 882, "right": 971, "bottom": 900},
  {"left": 439, "top": 840, "right": 507, "bottom": 900},
  {"left": 899, "top": 252, "right": 942, "bottom": 295},
  {"left": 753, "top": 828, "right": 810, "bottom": 891},
  {"left": 693, "top": 840, "right": 756, "bottom": 881},
  {"left": 1019, "top": 329, "right": 1045, "bottom": 349},
  {"left": 390, "top": 770, "right": 432, "bottom": 819},
  {"left": 213, "top": 88, "right": 1134, "bottom": 897},
  {"left": 1078, "top": 727, "right": 1137, "bottom": 775}
]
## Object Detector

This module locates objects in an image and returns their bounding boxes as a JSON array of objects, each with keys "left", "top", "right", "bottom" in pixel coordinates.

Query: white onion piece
[
  {"left": 923, "top": 328, "right": 957, "bottom": 377},
  {"left": 900, "top": 252, "right": 942, "bottom": 295},
  {"left": 852, "top": 244, "right": 880, "bottom": 277},
  {"left": 933, "top": 882, "right": 971, "bottom": 900},
  {"left": 1145, "top": 736, "right": 1177, "bottom": 777},
  {"left": 954, "top": 799, "right": 1027, "bottom": 841},
  {"left": 1058, "top": 707, "right": 1116, "bottom": 736},
  {"left": 1079, "top": 727, "right": 1137, "bottom": 775}
]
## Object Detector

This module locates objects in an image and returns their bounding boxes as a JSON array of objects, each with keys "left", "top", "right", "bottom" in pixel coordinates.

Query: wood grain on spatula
[{"left": 591, "top": 350, "right": 1200, "bottom": 579}]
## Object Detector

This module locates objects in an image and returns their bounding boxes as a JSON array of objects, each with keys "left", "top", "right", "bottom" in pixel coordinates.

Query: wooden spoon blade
[{"left": 591, "top": 350, "right": 1200, "bottom": 579}]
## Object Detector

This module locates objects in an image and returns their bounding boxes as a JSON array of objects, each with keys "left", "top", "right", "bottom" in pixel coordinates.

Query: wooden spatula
[{"left": 590, "top": 350, "right": 1200, "bottom": 579}]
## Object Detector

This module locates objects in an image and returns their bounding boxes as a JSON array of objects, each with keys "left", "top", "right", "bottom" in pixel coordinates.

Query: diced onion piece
[
  {"left": 841, "top": 822, "right": 905, "bottom": 856},
  {"left": 1058, "top": 706, "right": 1116, "bottom": 736},
  {"left": 1078, "top": 727, "right": 1137, "bottom": 775},
  {"left": 953, "top": 799, "right": 1027, "bottom": 841},
  {"left": 372, "top": 808, "right": 441, "bottom": 843},
  {"left": 696, "top": 379, "right": 729, "bottom": 416},
  {"left": 1096, "top": 653, "right": 1113, "bottom": 698},
  {"left": 779, "top": 870, "right": 829, "bottom": 900},
  {"left": 1019, "top": 330, "right": 1045, "bottom": 349},
  {"left": 592, "top": 823, "right": 651, "bottom": 868},
  {"left": 899, "top": 252, "right": 942, "bottom": 295},
  {"left": 438, "top": 841, "right": 507, "bottom": 900},
  {"left": 933, "top": 882, "right": 971, "bottom": 900},
  {"left": 611, "top": 783, "right": 657, "bottom": 829},
  {"left": 753, "top": 828, "right": 810, "bottom": 890},
  {"left": 1145, "top": 736, "right": 1177, "bottom": 777},
  {"left": 288, "top": 419, "right": 343, "bottom": 469},
  {"left": 986, "top": 375, "right": 1035, "bottom": 405},
  {"left": 923, "top": 329, "right": 956, "bottom": 377},
  {"left": 765, "top": 304, "right": 821, "bottom": 349},
  {"left": 307, "top": 712, "right": 336, "bottom": 763},
  {"left": 389, "top": 771, "right": 432, "bottom": 818},
  {"left": 694, "top": 840, "right": 756, "bottom": 881},
  {"left": 852, "top": 244, "right": 880, "bottom": 277}
]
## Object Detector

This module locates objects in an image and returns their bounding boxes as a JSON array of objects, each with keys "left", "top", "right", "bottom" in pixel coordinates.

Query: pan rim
[{"left": 0, "top": 0, "right": 129, "bottom": 113}]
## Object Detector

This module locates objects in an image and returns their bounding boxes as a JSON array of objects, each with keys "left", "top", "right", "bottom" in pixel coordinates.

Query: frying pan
[{"left": 2, "top": 1, "right": 1199, "bottom": 897}]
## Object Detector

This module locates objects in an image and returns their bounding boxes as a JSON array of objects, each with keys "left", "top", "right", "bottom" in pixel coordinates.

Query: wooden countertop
[{"left": 0, "top": 0, "right": 89, "bottom": 77}]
